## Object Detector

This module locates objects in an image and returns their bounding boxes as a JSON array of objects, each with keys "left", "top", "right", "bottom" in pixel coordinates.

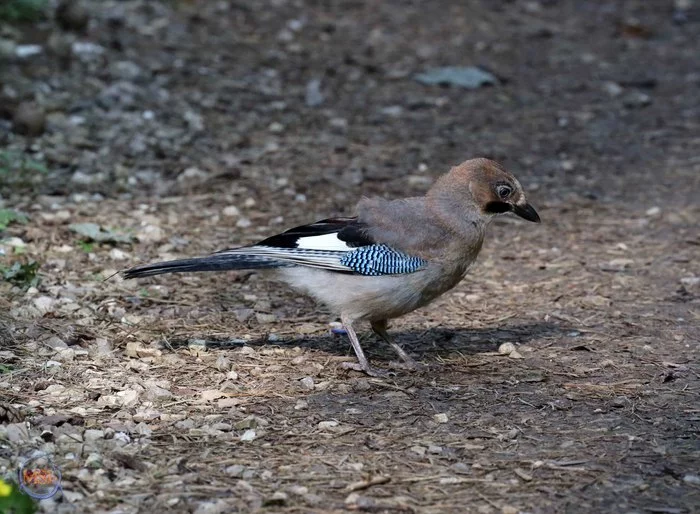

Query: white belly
[{"left": 278, "top": 262, "right": 470, "bottom": 321}]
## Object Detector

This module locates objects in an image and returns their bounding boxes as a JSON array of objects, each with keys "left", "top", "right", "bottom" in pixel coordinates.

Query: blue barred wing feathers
[{"left": 340, "top": 244, "right": 427, "bottom": 276}]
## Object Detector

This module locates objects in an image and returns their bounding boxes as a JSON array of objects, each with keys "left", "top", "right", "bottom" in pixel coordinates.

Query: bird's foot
[{"left": 340, "top": 361, "right": 395, "bottom": 378}]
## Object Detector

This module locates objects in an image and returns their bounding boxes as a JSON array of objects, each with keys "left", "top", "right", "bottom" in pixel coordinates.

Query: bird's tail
[{"left": 122, "top": 254, "right": 282, "bottom": 279}]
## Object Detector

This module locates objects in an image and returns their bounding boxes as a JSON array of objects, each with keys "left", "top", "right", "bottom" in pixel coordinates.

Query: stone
[
  {"left": 305, "top": 79, "right": 324, "bottom": 107},
  {"left": 300, "top": 377, "right": 315, "bottom": 390},
  {"left": 6, "top": 423, "right": 30, "bottom": 443},
  {"left": 85, "top": 452, "right": 102, "bottom": 469},
  {"left": 13, "top": 102, "right": 46, "bottom": 136},
  {"left": 240, "top": 429, "right": 256, "bottom": 442},
  {"left": 433, "top": 413, "right": 449, "bottom": 423},
  {"left": 33, "top": 296, "right": 56, "bottom": 315},
  {"left": 84, "top": 429, "right": 104, "bottom": 442}
]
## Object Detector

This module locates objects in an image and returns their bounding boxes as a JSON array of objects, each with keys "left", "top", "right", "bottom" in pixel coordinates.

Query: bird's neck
[{"left": 426, "top": 189, "right": 488, "bottom": 243}]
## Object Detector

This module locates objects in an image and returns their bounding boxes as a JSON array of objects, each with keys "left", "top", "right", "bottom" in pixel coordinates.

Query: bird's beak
[{"left": 512, "top": 203, "right": 540, "bottom": 223}]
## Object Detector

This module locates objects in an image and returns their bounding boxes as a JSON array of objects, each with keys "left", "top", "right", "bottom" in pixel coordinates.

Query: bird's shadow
[{"left": 165, "top": 321, "right": 567, "bottom": 361}]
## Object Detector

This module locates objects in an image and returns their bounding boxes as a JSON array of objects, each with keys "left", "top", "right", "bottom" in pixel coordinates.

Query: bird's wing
[
  {"left": 214, "top": 217, "right": 427, "bottom": 275},
  {"left": 254, "top": 217, "right": 374, "bottom": 250}
]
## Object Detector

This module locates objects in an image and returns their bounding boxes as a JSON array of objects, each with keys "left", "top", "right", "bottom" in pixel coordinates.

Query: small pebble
[
  {"left": 329, "top": 117, "right": 348, "bottom": 131},
  {"left": 225, "top": 464, "right": 245, "bottom": 476},
  {"left": 610, "top": 397, "right": 627, "bottom": 408},
  {"left": 433, "top": 413, "right": 449, "bottom": 423},
  {"left": 215, "top": 354, "right": 230, "bottom": 371},
  {"left": 623, "top": 91, "right": 652, "bottom": 108},
  {"left": 305, "top": 79, "right": 324, "bottom": 107},
  {"left": 4, "top": 237, "right": 26, "bottom": 248},
  {"left": 236, "top": 217, "right": 252, "bottom": 228},
  {"left": 268, "top": 122, "right": 284, "bottom": 133},
  {"left": 33, "top": 296, "right": 56, "bottom": 315},
  {"left": 602, "top": 81, "right": 623, "bottom": 97},
  {"left": 85, "top": 452, "right": 102, "bottom": 469},
  {"left": 109, "top": 248, "right": 129, "bottom": 260},
  {"left": 256, "top": 313, "right": 277, "bottom": 324},
  {"left": 15, "top": 45, "right": 43, "bottom": 59},
  {"left": 288, "top": 485, "right": 308, "bottom": 495},
  {"left": 680, "top": 276, "right": 699, "bottom": 287},
  {"left": 240, "top": 429, "right": 256, "bottom": 442},
  {"left": 222, "top": 205, "right": 240, "bottom": 217},
  {"left": 498, "top": 342, "right": 516, "bottom": 355},
  {"left": 300, "top": 377, "right": 315, "bottom": 390}
]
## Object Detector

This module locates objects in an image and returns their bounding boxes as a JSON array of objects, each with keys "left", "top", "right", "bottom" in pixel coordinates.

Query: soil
[{"left": 1, "top": 1, "right": 699, "bottom": 513}]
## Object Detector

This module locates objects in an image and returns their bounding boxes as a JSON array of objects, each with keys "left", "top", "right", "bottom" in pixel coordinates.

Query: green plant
[
  {"left": 0, "top": 209, "right": 29, "bottom": 231},
  {"left": 0, "top": 151, "right": 48, "bottom": 173},
  {"left": 0, "top": 478, "right": 37, "bottom": 514},
  {"left": 0, "top": 0, "right": 47, "bottom": 22},
  {"left": 0, "top": 260, "right": 40, "bottom": 289},
  {"left": 0, "top": 151, "right": 49, "bottom": 191},
  {"left": 77, "top": 241, "right": 94, "bottom": 253}
]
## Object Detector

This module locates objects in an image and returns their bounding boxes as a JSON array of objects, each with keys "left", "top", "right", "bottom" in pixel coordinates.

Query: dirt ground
[{"left": 1, "top": 1, "right": 699, "bottom": 513}]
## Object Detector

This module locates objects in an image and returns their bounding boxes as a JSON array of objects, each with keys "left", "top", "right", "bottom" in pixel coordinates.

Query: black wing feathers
[
  {"left": 122, "top": 255, "right": 281, "bottom": 279},
  {"left": 124, "top": 217, "right": 381, "bottom": 280},
  {"left": 254, "top": 217, "right": 375, "bottom": 249},
  {"left": 337, "top": 222, "right": 375, "bottom": 248}
]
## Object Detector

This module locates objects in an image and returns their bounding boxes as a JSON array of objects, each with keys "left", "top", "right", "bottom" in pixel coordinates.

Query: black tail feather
[{"left": 122, "top": 254, "right": 281, "bottom": 279}]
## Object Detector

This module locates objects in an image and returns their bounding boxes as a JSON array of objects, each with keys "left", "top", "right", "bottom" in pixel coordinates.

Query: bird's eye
[{"left": 496, "top": 185, "right": 512, "bottom": 200}]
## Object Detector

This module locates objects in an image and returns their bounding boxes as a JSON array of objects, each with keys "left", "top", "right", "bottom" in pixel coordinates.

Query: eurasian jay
[{"left": 123, "top": 158, "right": 540, "bottom": 376}]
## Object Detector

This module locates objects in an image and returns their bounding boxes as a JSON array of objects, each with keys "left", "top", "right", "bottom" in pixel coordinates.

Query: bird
[{"left": 123, "top": 158, "right": 540, "bottom": 377}]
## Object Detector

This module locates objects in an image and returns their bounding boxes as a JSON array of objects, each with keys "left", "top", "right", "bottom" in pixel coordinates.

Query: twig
[{"left": 346, "top": 475, "right": 391, "bottom": 492}]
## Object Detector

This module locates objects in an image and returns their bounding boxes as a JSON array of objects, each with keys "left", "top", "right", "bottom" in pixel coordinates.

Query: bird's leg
[
  {"left": 371, "top": 319, "right": 425, "bottom": 371},
  {"left": 340, "top": 314, "right": 392, "bottom": 378}
]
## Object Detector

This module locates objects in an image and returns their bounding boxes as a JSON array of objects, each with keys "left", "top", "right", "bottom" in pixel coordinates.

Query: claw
[{"left": 340, "top": 361, "right": 395, "bottom": 378}]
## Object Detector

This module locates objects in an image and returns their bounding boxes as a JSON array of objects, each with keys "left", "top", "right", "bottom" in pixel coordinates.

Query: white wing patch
[{"left": 295, "top": 233, "right": 353, "bottom": 251}]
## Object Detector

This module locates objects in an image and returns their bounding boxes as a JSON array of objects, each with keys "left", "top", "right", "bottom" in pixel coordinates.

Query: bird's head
[{"left": 430, "top": 158, "right": 540, "bottom": 224}]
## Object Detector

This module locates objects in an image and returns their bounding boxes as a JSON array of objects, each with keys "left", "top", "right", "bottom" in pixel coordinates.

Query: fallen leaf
[
  {"left": 415, "top": 66, "right": 498, "bottom": 89},
  {"left": 69, "top": 223, "right": 134, "bottom": 244}
]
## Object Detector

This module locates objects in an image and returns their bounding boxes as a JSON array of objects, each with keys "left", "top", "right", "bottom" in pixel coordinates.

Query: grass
[
  {"left": 0, "top": 151, "right": 48, "bottom": 175},
  {"left": 77, "top": 241, "right": 95, "bottom": 253},
  {"left": 0, "top": 0, "right": 47, "bottom": 22},
  {"left": 0, "top": 151, "right": 49, "bottom": 192}
]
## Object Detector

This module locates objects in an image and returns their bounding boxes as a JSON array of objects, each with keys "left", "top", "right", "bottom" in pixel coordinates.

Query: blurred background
[{"left": 1, "top": 0, "right": 698, "bottom": 208}]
